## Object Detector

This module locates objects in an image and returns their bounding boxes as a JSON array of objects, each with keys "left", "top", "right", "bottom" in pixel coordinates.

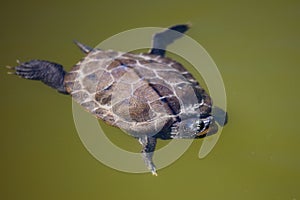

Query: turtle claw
[
  {"left": 6, "top": 65, "right": 16, "bottom": 75},
  {"left": 151, "top": 169, "right": 158, "bottom": 176},
  {"left": 5, "top": 60, "right": 24, "bottom": 75},
  {"left": 6, "top": 60, "right": 36, "bottom": 78},
  {"left": 170, "top": 124, "right": 179, "bottom": 139},
  {"left": 6, "top": 65, "right": 14, "bottom": 69},
  {"left": 170, "top": 133, "right": 177, "bottom": 139},
  {"left": 7, "top": 71, "right": 16, "bottom": 75}
]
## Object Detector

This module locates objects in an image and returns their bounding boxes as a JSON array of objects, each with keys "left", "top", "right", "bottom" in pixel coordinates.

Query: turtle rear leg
[
  {"left": 11, "top": 60, "right": 68, "bottom": 94},
  {"left": 150, "top": 24, "right": 190, "bottom": 57},
  {"left": 138, "top": 136, "right": 157, "bottom": 176}
]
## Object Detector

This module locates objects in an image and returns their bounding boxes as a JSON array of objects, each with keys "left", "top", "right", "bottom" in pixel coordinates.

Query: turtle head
[{"left": 171, "top": 116, "right": 217, "bottom": 139}]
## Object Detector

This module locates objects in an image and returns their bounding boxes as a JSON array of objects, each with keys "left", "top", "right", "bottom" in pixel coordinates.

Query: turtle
[{"left": 7, "top": 24, "right": 227, "bottom": 175}]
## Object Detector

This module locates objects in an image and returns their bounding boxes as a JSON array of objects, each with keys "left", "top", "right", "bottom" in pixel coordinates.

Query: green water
[{"left": 1, "top": 0, "right": 300, "bottom": 199}]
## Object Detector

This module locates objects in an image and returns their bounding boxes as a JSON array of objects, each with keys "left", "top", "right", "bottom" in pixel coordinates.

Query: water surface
[{"left": 0, "top": 1, "right": 299, "bottom": 199}]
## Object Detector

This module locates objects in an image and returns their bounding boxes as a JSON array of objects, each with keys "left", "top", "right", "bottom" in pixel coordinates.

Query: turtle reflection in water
[{"left": 7, "top": 24, "right": 227, "bottom": 175}]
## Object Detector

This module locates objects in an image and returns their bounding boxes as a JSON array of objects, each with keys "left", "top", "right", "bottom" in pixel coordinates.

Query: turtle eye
[{"left": 197, "top": 121, "right": 205, "bottom": 131}]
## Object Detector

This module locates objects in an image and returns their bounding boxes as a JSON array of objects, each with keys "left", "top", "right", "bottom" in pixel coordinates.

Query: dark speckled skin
[{"left": 14, "top": 60, "right": 67, "bottom": 94}]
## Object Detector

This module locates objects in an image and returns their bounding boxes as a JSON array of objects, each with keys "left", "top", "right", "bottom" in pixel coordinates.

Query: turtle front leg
[{"left": 138, "top": 136, "right": 157, "bottom": 176}]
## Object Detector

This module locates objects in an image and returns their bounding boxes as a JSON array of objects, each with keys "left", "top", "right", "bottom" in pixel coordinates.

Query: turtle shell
[{"left": 64, "top": 49, "right": 212, "bottom": 138}]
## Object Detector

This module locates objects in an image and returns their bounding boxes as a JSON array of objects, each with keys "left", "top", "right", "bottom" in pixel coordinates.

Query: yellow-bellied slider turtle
[{"left": 8, "top": 24, "right": 227, "bottom": 175}]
